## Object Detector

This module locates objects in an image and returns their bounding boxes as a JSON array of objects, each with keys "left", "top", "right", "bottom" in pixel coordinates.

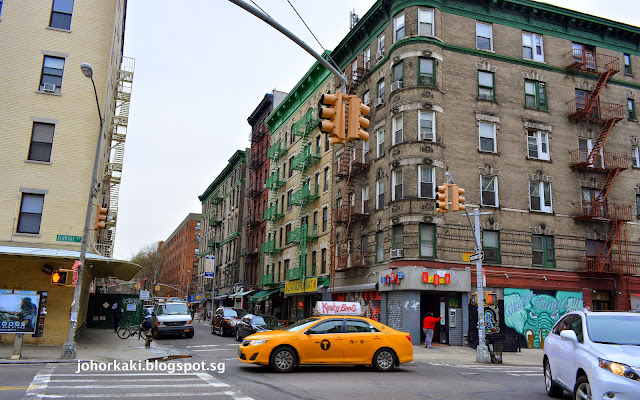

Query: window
[
  {"left": 363, "top": 48, "right": 371, "bottom": 70},
  {"left": 392, "top": 114, "right": 403, "bottom": 145},
  {"left": 325, "top": 132, "right": 329, "bottom": 152},
  {"left": 362, "top": 187, "right": 369, "bottom": 213},
  {"left": 392, "top": 169, "right": 403, "bottom": 200},
  {"left": 321, "top": 249, "right": 327, "bottom": 274},
  {"left": 290, "top": 128, "right": 295, "bottom": 146},
  {"left": 311, "top": 251, "right": 317, "bottom": 274},
  {"left": 530, "top": 181, "right": 552, "bottom": 213},
  {"left": 40, "top": 56, "right": 65, "bottom": 93},
  {"left": 419, "top": 111, "right": 435, "bottom": 141},
  {"left": 392, "top": 225, "right": 404, "bottom": 250},
  {"left": 478, "top": 122, "right": 496, "bottom": 152},
  {"left": 194, "top": 248, "right": 200, "bottom": 255},
  {"left": 573, "top": 43, "right": 596, "bottom": 71},
  {"left": 632, "top": 146, "right": 639, "bottom": 168},
  {"left": 418, "top": 58, "right": 435, "bottom": 87},
  {"left": 582, "top": 188, "right": 606, "bottom": 218},
  {"left": 288, "top": 156, "right": 294, "bottom": 178},
  {"left": 377, "top": 79, "right": 385, "bottom": 100},
  {"left": 578, "top": 138, "right": 603, "bottom": 168},
  {"left": 376, "top": 129, "right": 384, "bottom": 157},
  {"left": 362, "top": 139, "right": 370, "bottom": 162},
  {"left": 49, "top": 0, "right": 74, "bottom": 30},
  {"left": 285, "top": 224, "right": 292, "bottom": 244},
  {"left": 195, "top": 235, "right": 200, "bottom": 243},
  {"left": 522, "top": 32, "right": 544, "bottom": 61},
  {"left": 363, "top": 90, "right": 370, "bottom": 105},
  {"left": 346, "top": 319, "right": 379, "bottom": 333},
  {"left": 279, "top": 227, "right": 283, "bottom": 248},
  {"left": 392, "top": 62, "right": 403, "bottom": 88},
  {"left": 624, "top": 53, "right": 632, "bottom": 75},
  {"left": 418, "top": 8, "right": 434, "bottom": 36},
  {"left": 419, "top": 223, "right": 435, "bottom": 257},
  {"left": 637, "top": 194, "right": 640, "bottom": 219},
  {"left": 476, "top": 21, "right": 493, "bottom": 51},
  {"left": 0, "top": 0, "right": 3, "bottom": 18},
  {"left": 527, "top": 130, "right": 549, "bottom": 160},
  {"left": 418, "top": 166, "right": 434, "bottom": 198},
  {"left": 377, "top": 34, "right": 385, "bottom": 58},
  {"left": 524, "top": 80, "right": 547, "bottom": 110},
  {"left": 17, "top": 193, "right": 45, "bottom": 234},
  {"left": 393, "top": 13, "right": 404, "bottom": 42},
  {"left": 287, "top": 190, "right": 292, "bottom": 212},
  {"left": 323, "top": 167, "right": 329, "bottom": 191},
  {"left": 478, "top": 71, "right": 494, "bottom": 101},
  {"left": 312, "top": 319, "right": 343, "bottom": 334},
  {"left": 628, "top": 98, "right": 636, "bottom": 120},
  {"left": 376, "top": 231, "right": 384, "bottom": 262},
  {"left": 28, "top": 122, "right": 55, "bottom": 162},
  {"left": 322, "top": 207, "right": 328, "bottom": 232},
  {"left": 482, "top": 230, "right": 500, "bottom": 263},
  {"left": 481, "top": 175, "right": 497, "bottom": 207},
  {"left": 532, "top": 235, "right": 555, "bottom": 268},
  {"left": 376, "top": 179, "right": 384, "bottom": 209}
]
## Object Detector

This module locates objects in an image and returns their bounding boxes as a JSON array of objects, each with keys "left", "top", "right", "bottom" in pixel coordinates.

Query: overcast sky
[{"left": 113, "top": 0, "right": 640, "bottom": 261}]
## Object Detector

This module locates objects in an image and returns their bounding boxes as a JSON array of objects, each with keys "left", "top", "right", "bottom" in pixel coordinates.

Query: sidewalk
[
  {"left": 412, "top": 342, "right": 544, "bottom": 366},
  {"left": 0, "top": 328, "right": 167, "bottom": 364}
]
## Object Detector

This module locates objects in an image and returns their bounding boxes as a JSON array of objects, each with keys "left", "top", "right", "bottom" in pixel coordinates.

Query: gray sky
[{"left": 114, "top": 0, "right": 640, "bottom": 261}]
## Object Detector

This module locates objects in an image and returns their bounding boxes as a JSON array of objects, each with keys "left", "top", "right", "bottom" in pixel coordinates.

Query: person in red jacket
[{"left": 423, "top": 312, "right": 442, "bottom": 349}]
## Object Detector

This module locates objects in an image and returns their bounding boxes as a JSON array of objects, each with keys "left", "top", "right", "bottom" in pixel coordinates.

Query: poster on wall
[
  {"left": 332, "top": 291, "right": 381, "bottom": 321},
  {"left": 0, "top": 292, "right": 41, "bottom": 334},
  {"left": 504, "top": 288, "right": 583, "bottom": 349},
  {"left": 204, "top": 256, "right": 215, "bottom": 278}
]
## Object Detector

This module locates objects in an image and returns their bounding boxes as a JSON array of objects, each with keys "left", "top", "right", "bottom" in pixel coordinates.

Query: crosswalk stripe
[{"left": 41, "top": 383, "right": 228, "bottom": 389}]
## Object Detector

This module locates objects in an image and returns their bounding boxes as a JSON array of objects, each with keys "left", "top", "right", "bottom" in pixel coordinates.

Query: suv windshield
[
  {"left": 587, "top": 314, "right": 640, "bottom": 345},
  {"left": 157, "top": 303, "right": 190, "bottom": 316},
  {"left": 285, "top": 317, "right": 319, "bottom": 332},
  {"left": 223, "top": 309, "right": 246, "bottom": 318}
]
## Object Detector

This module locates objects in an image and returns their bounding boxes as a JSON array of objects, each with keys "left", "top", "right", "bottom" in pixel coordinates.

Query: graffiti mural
[
  {"left": 333, "top": 291, "right": 381, "bottom": 321},
  {"left": 485, "top": 305, "right": 500, "bottom": 334},
  {"left": 504, "top": 289, "right": 583, "bottom": 349}
]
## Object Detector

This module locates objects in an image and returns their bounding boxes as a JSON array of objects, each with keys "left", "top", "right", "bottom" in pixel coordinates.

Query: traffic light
[
  {"left": 471, "top": 292, "right": 478, "bottom": 306},
  {"left": 436, "top": 184, "right": 449, "bottom": 213},
  {"left": 94, "top": 204, "right": 108, "bottom": 230},
  {"left": 451, "top": 184, "right": 466, "bottom": 211},
  {"left": 347, "top": 96, "right": 370, "bottom": 142},
  {"left": 51, "top": 269, "right": 71, "bottom": 285},
  {"left": 485, "top": 292, "right": 498, "bottom": 305},
  {"left": 318, "top": 91, "right": 346, "bottom": 145}
]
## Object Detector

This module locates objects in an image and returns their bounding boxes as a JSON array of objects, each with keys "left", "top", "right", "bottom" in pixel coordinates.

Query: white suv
[{"left": 543, "top": 310, "right": 640, "bottom": 399}]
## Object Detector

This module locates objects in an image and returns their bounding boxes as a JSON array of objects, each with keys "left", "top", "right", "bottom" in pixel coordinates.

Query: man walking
[{"left": 423, "top": 312, "right": 442, "bottom": 349}]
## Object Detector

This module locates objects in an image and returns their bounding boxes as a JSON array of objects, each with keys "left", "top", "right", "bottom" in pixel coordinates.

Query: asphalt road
[{"left": 0, "top": 323, "right": 572, "bottom": 399}]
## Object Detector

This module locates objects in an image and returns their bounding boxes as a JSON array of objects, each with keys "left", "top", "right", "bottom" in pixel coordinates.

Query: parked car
[
  {"left": 235, "top": 314, "right": 283, "bottom": 341},
  {"left": 211, "top": 307, "right": 246, "bottom": 336},
  {"left": 543, "top": 310, "right": 640, "bottom": 399},
  {"left": 151, "top": 299, "right": 194, "bottom": 339}
]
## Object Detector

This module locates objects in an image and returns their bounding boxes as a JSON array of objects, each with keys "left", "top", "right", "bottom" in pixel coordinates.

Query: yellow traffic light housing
[
  {"left": 470, "top": 292, "right": 478, "bottom": 306},
  {"left": 51, "top": 269, "right": 70, "bottom": 285},
  {"left": 451, "top": 184, "right": 466, "bottom": 211},
  {"left": 436, "top": 184, "right": 449, "bottom": 213},
  {"left": 485, "top": 292, "right": 498, "bottom": 305},
  {"left": 318, "top": 92, "right": 346, "bottom": 145},
  {"left": 94, "top": 204, "right": 108, "bottom": 230},
  {"left": 347, "top": 96, "right": 370, "bottom": 142}
]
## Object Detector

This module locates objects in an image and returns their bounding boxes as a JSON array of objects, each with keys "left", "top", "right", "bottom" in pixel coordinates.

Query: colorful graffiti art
[
  {"left": 333, "top": 292, "right": 381, "bottom": 322},
  {"left": 504, "top": 289, "right": 583, "bottom": 349},
  {"left": 485, "top": 305, "right": 500, "bottom": 334}
]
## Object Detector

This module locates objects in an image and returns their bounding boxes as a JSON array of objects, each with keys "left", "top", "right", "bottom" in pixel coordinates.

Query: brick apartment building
[
  {"left": 254, "top": 0, "right": 640, "bottom": 348},
  {"left": 159, "top": 213, "right": 202, "bottom": 299}
]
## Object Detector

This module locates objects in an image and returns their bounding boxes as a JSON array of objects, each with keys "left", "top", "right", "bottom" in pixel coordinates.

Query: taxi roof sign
[{"left": 314, "top": 301, "right": 362, "bottom": 316}]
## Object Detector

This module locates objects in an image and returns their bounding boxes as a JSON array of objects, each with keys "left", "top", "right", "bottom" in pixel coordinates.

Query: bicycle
[{"left": 117, "top": 320, "right": 152, "bottom": 340}]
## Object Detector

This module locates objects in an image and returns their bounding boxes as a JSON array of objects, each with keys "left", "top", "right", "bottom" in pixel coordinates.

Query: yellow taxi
[{"left": 237, "top": 301, "right": 413, "bottom": 372}]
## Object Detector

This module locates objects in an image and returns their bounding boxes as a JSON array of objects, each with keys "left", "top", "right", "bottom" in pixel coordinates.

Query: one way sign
[{"left": 469, "top": 252, "right": 484, "bottom": 262}]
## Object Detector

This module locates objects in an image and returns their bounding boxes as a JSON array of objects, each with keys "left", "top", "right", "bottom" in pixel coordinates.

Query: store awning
[
  {"left": 229, "top": 290, "right": 253, "bottom": 299},
  {"left": 249, "top": 288, "right": 279, "bottom": 303},
  {"left": 328, "top": 283, "right": 378, "bottom": 293},
  {"left": 213, "top": 295, "right": 228, "bottom": 300}
]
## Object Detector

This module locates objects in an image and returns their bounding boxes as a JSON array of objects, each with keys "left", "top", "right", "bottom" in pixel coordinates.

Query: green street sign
[{"left": 56, "top": 234, "right": 82, "bottom": 243}]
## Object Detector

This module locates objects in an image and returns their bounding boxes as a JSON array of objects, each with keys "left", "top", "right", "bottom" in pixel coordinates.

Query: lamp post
[
  {"left": 186, "top": 269, "right": 191, "bottom": 303},
  {"left": 61, "top": 63, "right": 105, "bottom": 359}
]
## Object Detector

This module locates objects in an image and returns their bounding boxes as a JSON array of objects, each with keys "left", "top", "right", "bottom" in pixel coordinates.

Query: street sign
[
  {"left": 56, "top": 234, "right": 81, "bottom": 243},
  {"left": 139, "top": 290, "right": 150, "bottom": 300},
  {"left": 469, "top": 252, "right": 484, "bottom": 262}
]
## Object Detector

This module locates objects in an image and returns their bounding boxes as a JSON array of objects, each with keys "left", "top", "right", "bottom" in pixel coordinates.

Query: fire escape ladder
[
  {"left": 590, "top": 168, "right": 622, "bottom": 219},
  {"left": 583, "top": 69, "right": 614, "bottom": 117},
  {"left": 585, "top": 118, "right": 620, "bottom": 166},
  {"left": 345, "top": 54, "right": 371, "bottom": 95}
]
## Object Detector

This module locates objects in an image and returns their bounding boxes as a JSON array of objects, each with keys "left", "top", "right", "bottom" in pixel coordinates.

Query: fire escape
[
  {"left": 330, "top": 56, "right": 371, "bottom": 286},
  {"left": 96, "top": 56, "right": 134, "bottom": 257},
  {"left": 565, "top": 48, "right": 636, "bottom": 296}
]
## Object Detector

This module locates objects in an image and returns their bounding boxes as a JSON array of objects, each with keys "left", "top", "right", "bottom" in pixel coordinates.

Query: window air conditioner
[
  {"left": 374, "top": 98, "right": 384, "bottom": 108},
  {"left": 43, "top": 83, "right": 56, "bottom": 92},
  {"left": 376, "top": 50, "right": 384, "bottom": 60},
  {"left": 390, "top": 81, "right": 403, "bottom": 92},
  {"left": 390, "top": 249, "right": 403, "bottom": 258}
]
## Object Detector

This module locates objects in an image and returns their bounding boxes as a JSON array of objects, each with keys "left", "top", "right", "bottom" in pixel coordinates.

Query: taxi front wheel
[
  {"left": 270, "top": 346, "right": 297, "bottom": 373},
  {"left": 373, "top": 348, "right": 396, "bottom": 372}
]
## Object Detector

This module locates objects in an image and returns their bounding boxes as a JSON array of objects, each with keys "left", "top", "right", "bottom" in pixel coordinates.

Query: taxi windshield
[{"left": 284, "top": 317, "right": 320, "bottom": 332}]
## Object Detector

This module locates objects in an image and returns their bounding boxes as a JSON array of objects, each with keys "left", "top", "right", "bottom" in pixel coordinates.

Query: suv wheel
[
  {"left": 573, "top": 375, "right": 591, "bottom": 400},
  {"left": 544, "top": 360, "right": 564, "bottom": 398}
]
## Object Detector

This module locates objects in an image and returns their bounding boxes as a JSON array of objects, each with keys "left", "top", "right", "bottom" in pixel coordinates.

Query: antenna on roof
[{"left": 350, "top": 10, "right": 360, "bottom": 30}]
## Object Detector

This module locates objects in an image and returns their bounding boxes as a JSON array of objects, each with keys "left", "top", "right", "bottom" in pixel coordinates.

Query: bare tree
[{"left": 130, "top": 242, "right": 164, "bottom": 296}]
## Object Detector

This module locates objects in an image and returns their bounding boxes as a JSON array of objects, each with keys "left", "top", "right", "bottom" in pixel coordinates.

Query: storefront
[
  {"left": 284, "top": 276, "right": 330, "bottom": 323},
  {"left": 248, "top": 288, "right": 281, "bottom": 315},
  {"left": 329, "top": 283, "right": 381, "bottom": 321},
  {"left": 379, "top": 266, "right": 471, "bottom": 346}
]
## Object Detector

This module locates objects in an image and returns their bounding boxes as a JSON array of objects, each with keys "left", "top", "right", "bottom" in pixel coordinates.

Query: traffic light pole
[
  {"left": 445, "top": 172, "right": 490, "bottom": 363},
  {"left": 228, "top": 0, "right": 348, "bottom": 87}
]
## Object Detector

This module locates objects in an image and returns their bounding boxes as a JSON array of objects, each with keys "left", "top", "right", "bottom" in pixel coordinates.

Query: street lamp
[
  {"left": 186, "top": 269, "right": 191, "bottom": 303},
  {"left": 61, "top": 63, "right": 105, "bottom": 359}
]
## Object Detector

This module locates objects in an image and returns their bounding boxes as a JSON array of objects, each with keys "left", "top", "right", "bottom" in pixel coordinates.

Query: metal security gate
[{"left": 387, "top": 292, "right": 404, "bottom": 332}]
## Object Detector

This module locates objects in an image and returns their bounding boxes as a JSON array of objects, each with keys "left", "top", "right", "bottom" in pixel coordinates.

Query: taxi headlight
[
  {"left": 599, "top": 358, "right": 640, "bottom": 381},
  {"left": 249, "top": 339, "right": 270, "bottom": 346}
]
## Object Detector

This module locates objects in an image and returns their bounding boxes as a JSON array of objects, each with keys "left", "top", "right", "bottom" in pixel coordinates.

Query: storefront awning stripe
[
  {"left": 229, "top": 290, "right": 253, "bottom": 299},
  {"left": 249, "top": 288, "right": 279, "bottom": 302}
]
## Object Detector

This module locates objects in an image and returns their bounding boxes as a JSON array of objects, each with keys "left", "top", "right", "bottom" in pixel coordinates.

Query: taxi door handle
[
  {"left": 373, "top": 336, "right": 382, "bottom": 340},
  {"left": 335, "top": 337, "right": 344, "bottom": 341}
]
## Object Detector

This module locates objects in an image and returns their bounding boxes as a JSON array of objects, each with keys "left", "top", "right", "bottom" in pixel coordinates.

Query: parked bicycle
[{"left": 117, "top": 319, "right": 152, "bottom": 340}]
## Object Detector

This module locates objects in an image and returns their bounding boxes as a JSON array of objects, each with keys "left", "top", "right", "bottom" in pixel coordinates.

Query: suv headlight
[
  {"left": 248, "top": 339, "right": 270, "bottom": 346},
  {"left": 599, "top": 358, "right": 640, "bottom": 381}
]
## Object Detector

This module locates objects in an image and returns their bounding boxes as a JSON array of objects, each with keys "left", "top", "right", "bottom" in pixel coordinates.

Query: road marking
[
  {"left": 38, "top": 384, "right": 227, "bottom": 389},
  {"left": 0, "top": 386, "right": 29, "bottom": 390},
  {"left": 187, "top": 344, "right": 238, "bottom": 348},
  {"left": 26, "top": 365, "right": 54, "bottom": 398},
  {"left": 192, "top": 349, "right": 233, "bottom": 352},
  {"left": 47, "top": 378, "right": 202, "bottom": 383},
  {"left": 28, "top": 393, "right": 240, "bottom": 398}
]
